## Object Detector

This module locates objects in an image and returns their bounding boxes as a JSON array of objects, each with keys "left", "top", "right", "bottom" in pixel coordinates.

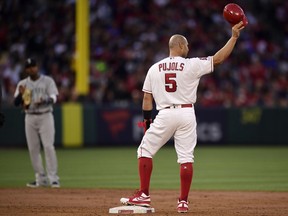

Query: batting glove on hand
[
  {"left": 137, "top": 119, "right": 152, "bottom": 134},
  {"left": 143, "top": 119, "right": 152, "bottom": 133}
]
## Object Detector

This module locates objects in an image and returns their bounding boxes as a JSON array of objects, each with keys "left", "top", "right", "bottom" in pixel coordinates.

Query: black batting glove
[
  {"left": 143, "top": 118, "right": 152, "bottom": 133},
  {"left": 143, "top": 110, "right": 152, "bottom": 134}
]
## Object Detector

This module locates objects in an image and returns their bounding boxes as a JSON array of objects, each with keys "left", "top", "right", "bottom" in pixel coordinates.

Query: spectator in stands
[{"left": 1, "top": 0, "right": 287, "bottom": 108}]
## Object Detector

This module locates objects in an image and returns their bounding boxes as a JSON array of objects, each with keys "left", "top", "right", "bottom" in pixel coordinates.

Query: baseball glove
[{"left": 22, "top": 88, "right": 32, "bottom": 106}]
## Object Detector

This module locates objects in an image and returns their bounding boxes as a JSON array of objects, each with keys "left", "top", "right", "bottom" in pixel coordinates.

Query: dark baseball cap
[{"left": 25, "top": 58, "right": 37, "bottom": 68}]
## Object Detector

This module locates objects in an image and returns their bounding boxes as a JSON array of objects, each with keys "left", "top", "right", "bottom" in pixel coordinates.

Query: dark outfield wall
[{"left": 0, "top": 104, "right": 287, "bottom": 147}]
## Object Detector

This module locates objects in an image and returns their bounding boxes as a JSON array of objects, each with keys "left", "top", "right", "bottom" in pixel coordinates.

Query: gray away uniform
[{"left": 14, "top": 75, "right": 59, "bottom": 185}]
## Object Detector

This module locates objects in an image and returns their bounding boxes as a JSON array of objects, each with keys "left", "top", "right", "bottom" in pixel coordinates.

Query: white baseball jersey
[
  {"left": 138, "top": 55, "right": 214, "bottom": 164},
  {"left": 142, "top": 56, "right": 213, "bottom": 110}
]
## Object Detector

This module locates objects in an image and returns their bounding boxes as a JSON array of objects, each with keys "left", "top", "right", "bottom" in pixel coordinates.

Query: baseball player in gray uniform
[
  {"left": 14, "top": 58, "right": 60, "bottom": 188},
  {"left": 121, "top": 22, "right": 245, "bottom": 213}
]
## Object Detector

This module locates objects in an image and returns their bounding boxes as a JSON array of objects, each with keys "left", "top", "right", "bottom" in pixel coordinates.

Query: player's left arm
[
  {"left": 142, "top": 92, "right": 153, "bottom": 133},
  {"left": 42, "top": 94, "right": 57, "bottom": 105},
  {"left": 49, "top": 78, "right": 59, "bottom": 102},
  {"left": 45, "top": 83, "right": 58, "bottom": 104},
  {"left": 36, "top": 77, "right": 58, "bottom": 106}
]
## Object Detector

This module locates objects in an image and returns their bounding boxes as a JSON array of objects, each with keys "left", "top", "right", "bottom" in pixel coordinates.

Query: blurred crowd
[{"left": 1, "top": 0, "right": 288, "bottom": 108}]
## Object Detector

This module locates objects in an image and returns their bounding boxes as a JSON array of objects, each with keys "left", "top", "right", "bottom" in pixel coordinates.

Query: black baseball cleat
[
  {"left": 26, "top": 179, "right": 49, "bottom": 188},
  {"left": 26, "top": 181, "right": 39, "bottom": 188},
  {"left": 51, "top": 181, "right": 60, "bottom": 188}
]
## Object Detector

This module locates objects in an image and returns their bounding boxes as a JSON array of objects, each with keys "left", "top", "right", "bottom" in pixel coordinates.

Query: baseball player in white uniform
[
  {"left": 14, "top": 58, "right": 60, "bottom": 188},
  {"left": 121, "top": 22, "right": 245, "bottom": 213}
]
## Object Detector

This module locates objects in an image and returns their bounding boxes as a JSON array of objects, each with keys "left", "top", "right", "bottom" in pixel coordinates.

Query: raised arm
[{"left": 213, "top": 21, "right": 245, "bottom": 66}]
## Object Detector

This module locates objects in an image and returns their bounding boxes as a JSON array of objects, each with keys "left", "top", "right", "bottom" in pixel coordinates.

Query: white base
[{"left": 109, "top": 206, "right": 155, "bottom": 214}]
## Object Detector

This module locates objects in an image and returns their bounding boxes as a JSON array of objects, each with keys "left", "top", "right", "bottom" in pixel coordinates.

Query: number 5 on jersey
[{"left": 165, "top": 73, "right": 177, "bottom": 92}]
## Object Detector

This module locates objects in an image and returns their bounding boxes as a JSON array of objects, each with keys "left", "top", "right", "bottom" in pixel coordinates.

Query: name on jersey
[{"left": 159, "top": 62, "right": 184, "bottom": 72}]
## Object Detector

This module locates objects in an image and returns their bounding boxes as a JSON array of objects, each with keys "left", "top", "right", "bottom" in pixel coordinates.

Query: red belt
[{"left": 165, "top": 104, "right": 193, "bottom": 109}]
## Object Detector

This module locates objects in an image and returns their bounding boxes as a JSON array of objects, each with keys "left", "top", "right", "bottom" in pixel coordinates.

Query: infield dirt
[{"left": 0, "top": 188, "right": 287, "bottom": 216}]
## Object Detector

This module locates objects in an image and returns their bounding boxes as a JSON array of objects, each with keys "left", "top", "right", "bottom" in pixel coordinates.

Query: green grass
[{"left": 0, "top": 146, "right": 287, "bottom": 191}]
